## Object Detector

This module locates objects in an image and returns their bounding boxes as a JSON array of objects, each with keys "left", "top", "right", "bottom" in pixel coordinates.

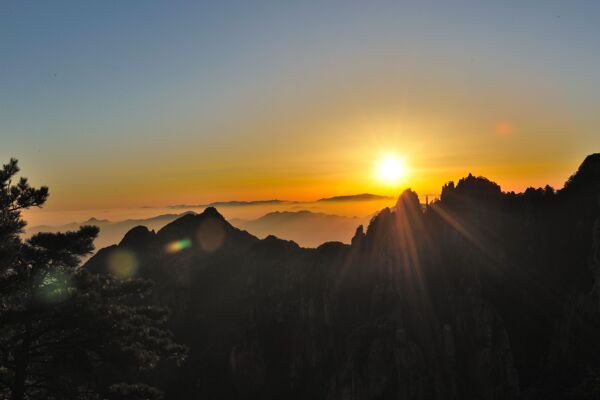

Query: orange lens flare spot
[
  {"left": 107, "top": 249, "right": 139, "bottom": 279},
  {"left": 495, "top": 121, "right": 513, "bottom": 137},
  {"left": 197, "top": 217, "right": 225, "bottom": 252}
]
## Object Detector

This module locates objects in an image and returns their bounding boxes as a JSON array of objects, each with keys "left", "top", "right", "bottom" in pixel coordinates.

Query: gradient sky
[{"left": 2, "top": 1, "right": 599, "bottom": 215}]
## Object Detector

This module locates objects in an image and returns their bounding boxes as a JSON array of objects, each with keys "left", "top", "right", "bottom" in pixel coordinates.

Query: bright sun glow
[{"left": 375, "top": 155, "right": 407, "bottom": 186}]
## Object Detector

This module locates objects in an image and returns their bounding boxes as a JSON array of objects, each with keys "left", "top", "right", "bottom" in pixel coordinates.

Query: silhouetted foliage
[
  {"left": 440, "top": 173, "right": 502, "bottom": 206},
  {"left": 0, "top": 159, "right": 186, "bottom": 400}
]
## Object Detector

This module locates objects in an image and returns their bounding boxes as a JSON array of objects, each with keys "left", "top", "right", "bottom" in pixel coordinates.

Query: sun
[{"left": 375, "top": 155, "right": 407, "bottom": 186}]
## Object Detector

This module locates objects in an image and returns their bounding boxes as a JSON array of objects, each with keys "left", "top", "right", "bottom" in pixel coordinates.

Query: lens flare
[
  {"left": 197, "top": 217, "right": 225, "bottom": 252},
  {"left": 166, "top": 238, "right": 192, "bottom": 253},
  {"left": 495, "top": 121, "right": 512, "bottom": 137},
  {"left": 37, "top": 270, "right": 73, "bottom": 303},
  {"left": 107, "top": 249, "right": 139, "bottom": 279}
]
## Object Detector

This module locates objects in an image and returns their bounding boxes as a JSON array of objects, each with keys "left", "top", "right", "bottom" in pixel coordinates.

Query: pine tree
[{"left": 0, "top": 159, "right": 187, "bottom": 400}]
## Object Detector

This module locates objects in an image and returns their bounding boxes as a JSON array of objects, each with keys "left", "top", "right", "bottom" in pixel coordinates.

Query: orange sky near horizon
[
  {"left": 20, "top": 145, "right": 582, "bottom": 228},
  {"left": 4, "top": 2, "right": 598, "bottom": 226}
]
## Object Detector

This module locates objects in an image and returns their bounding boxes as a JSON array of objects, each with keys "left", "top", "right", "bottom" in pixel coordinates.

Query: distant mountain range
[
  {"left": 168, "top": 199, "right": 290, "bottom": 209},
  {"left": 232, "top": 210, "right": 370, "bottom": 247},
  {"left": 165, "top": 193, "right": 394, "bottom": 209},
  {"left": 27, "top": 209, "right": 371, "bottom": 250},
  {"left": 28, "top": 193, "right": 396, "bottom": 250},
  {"left": 317, "top": 193, "right": 394, "bottom": 202},
  {"left": 27, "top": 212, "right": 195, "bottom": 250}
]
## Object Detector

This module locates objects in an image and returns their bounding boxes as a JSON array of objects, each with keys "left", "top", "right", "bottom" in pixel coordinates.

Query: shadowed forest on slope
[
  {"left": 2, "top": 154, "right": 600, "bottom": 399},
  {"left": 83, "top": 154, "right": 600, "bottom": 400}
]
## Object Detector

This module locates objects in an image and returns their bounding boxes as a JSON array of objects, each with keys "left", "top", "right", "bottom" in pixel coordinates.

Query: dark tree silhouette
[{"left": 0, "top": 159, "right": 186, "bottom": 400}]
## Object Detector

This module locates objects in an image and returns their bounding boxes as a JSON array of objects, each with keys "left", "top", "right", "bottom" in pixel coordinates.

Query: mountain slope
[
  {"left": 27, "top": 212, "right": 195, "bottom": 250},
  {"left": 83, "top": 154, "right": 600, "bottom": 400}
]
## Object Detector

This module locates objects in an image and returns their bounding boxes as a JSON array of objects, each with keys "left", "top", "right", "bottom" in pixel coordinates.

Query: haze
[{"left": 2, "top": 1, "right": 598, "bottom": 228}]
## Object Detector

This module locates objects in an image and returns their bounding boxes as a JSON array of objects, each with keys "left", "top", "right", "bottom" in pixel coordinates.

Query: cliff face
[{"left": 84, "top": 155, "right": 600, "bottom": 400}]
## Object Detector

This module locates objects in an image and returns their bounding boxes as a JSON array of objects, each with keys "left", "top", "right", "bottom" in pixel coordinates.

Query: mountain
[
  {"left": 27, "top": 212, "right": 194, "bottom": 250},
  {"left": 167, "top": 195, "right": 394, "bottom": 209},
  {"left": 84, "top": 154, "right": 600, "bottom": 400},
  {"left": 563, "top": 153, "right": 600, "bottom": 195},
  {"left": 27, "top": 209, "right": 368, "bottom": 251},
  {"left": 317, "top": 193, "right": 394, "bottom": 202},
  {"left": 168, "top": 199, "right": 289, "bottom": 209},
  {"left": 231, "top": 210, "right": 370, "bottom": 247}
]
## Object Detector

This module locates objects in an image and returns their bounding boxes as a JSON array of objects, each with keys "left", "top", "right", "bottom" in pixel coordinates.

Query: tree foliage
[{"left": 0, "top": 159, "right": 186, "bottom": 400}]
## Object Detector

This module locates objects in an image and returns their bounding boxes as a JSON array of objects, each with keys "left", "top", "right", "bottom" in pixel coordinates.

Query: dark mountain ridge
[{"left": 84, "top": 154, "right": 600, "bottom": 400}]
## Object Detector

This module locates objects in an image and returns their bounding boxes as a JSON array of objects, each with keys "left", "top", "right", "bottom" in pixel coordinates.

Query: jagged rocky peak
[
  {"left": 153, "top": 205, "right": 259, "bottom": 254},
  {"left": 563, "top": 153, "right": 600, "bottom": 194},
  {"left": 441, "top": 173, "right": 503, "bottom": 204},
  {"left": 362, "top": 207, "right": 393, "bottom": 247},
  {"left": 119, "top": 225, "right": 156, "bottom": 248},
  {"left": 201, "top": 206, "right": 225, "bottom": 220},
  {"left": 579, "top": 152, "right": 600, "bottom": 174},
  {"left": 395, "top": 188, "right": 420, "bottom": 210},
  {"left": 157, "top": 206, "right": 228, "bottom": 240},
  {"left": 351, "top": 224, "right": 365, "bottom": 246}
]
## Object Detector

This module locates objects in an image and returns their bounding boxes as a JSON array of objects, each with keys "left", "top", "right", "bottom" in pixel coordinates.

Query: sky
[{"left": 2, "top": 1, "right": 599, "bottom": 223}]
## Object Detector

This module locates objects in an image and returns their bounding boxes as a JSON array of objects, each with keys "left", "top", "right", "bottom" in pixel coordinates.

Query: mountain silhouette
[
  {"left": 317, "top": 193, "right": 394, "bottom": 202},
  {"left": 168, "top": 199, "right": 290, "bottom": 209},
  {"left": 83, "top": 154, "right": 600, "bottom": 400},
  {"left": 563, "top": 153, "right": 600, "bottom": 195},
  {"left": 231, "top": 210, "right": 369, "bottom": 247},
  {"left": 27, "top": 212, "right": 196, "bottom": 250},
  {"left": 28, "top": 207, "right": 383, "bottom": 252}
]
